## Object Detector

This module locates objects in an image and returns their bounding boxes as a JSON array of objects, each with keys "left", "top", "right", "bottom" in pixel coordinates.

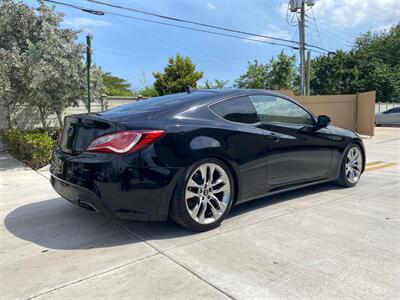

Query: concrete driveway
[{"left": 1, "top": 127, "right": 399, "bottom": 299}]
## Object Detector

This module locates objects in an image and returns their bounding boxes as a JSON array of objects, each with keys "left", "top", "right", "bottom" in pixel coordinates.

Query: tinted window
[
  {"left": 211, "top": 96, "right": 259, "bottom": 124},
  {"left": 249, "top": 95, "right": 313, "bottom": 125},
  {"left": 386, "top": 107, "right": 400, "bottom": 114},
  {"left": 101, "top": 91, "right": 216, "bottom": 114}
]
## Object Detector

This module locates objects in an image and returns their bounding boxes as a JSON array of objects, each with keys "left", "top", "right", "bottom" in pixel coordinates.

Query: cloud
[
  {"left": 245, "top": 25, "right": 291, "bottom": 44},
  {"left": 279, "top": 0, "right": 400, "bottom": 29},
  {"left": 63, "top": 17, "right": 111, "bottom": 29},
  {"left": 206, "top": 2, "right": 216, "bottom": 10}
]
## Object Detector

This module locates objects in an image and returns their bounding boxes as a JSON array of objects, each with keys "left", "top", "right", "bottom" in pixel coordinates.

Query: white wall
[
  {"left": 0, "top": 97, "right": 138, "bottom": 129},
  {"left": 375, "top": 102, "right": 400, "bottom": 113}
]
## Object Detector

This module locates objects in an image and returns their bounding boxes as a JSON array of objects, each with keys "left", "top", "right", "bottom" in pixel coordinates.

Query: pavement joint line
[
  {"left": 26, "top": 252, "right": 160, "bottom": 300},
  {"left": 8, "top": 130, "right": 398, "bottom": 299},
  {"left": 23, "top": 179, "right": 397, "bottom": 300},
  {"left": 4, "top": 156, "right": 235, "bottom": 299},
  {"left": 162, "top": 182, "right": 394, "bottom": 253},
  {"left": 109, "top": 217, "right": 236, "bottom": 300}
]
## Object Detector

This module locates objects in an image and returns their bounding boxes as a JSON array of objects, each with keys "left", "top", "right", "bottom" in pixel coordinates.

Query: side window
[
  {"left": 386, "top": 107, "right": 400, "bottom": 114},
  {"left": 210, "top": 96, "right": 259, "bottom": 124},
  {"left": 249, "top": 95, "right": 314, "bottom": 125}
]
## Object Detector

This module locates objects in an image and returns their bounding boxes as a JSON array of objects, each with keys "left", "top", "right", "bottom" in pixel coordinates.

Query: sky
[{"left": 23, "top": 0, "right": 400, "bottom": 91}]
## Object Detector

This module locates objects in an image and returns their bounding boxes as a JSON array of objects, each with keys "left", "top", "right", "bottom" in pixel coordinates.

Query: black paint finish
[{"left": 50, "top": 89, "right": 365, "bottom": 221}]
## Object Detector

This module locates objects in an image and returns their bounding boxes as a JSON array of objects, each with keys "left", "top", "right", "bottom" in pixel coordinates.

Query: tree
[
  {"left": 234, "top": 60, "right": 269, "bottom": 89},
  {"left": 153, "top": 54, "right": 203, "bottom": 95},
  {"left": 0, "top": 48, "right": 22, "bottom": 128},
  {"left": 310, "top": 50, "right": 360, "bottom": 95},
  {"left": 201, "top": 79, "right": 229, "bottom": 89},
  {"left": 0, "top": 0, "right": 103, "bottom": 128},
  {"left": 267, "top": 51, "right": 298, "bottom": 91},
  {"left": 102, "top": 72, "right": 133, "bottom": 96},
  {"left": 24, "top": 13, "right": 94, "bottom": 128},
  {"left": 234, "top": 51, "right": 298, "bottom": 90},
  {"left": 311, "top": 23, "right": 400, "bottom": 102},
  {"left": 0, "top": 0, "right": 36, "bottom": 127}
]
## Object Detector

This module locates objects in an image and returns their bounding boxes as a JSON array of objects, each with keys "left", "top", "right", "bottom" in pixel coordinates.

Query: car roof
[{"left": 98, "top": 89, "right": 288, "bottom": 121}]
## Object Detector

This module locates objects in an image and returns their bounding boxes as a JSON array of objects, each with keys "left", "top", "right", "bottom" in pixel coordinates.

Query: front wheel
[
  {"left": 170, "top": 158, "right": 234, "bottom": 232},
  {"left": 336, "top": 144, "right": 364, "bottom": 187}
]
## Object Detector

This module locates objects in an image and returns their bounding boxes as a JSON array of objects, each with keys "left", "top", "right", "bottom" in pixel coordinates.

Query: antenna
[{"left": 186, "top": 85, "right": 194, "bottom": 94}]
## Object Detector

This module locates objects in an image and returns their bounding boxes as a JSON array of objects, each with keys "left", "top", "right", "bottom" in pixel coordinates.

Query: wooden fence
[{"left": 278, "top": 91, "right": 376, "bottom": 136}]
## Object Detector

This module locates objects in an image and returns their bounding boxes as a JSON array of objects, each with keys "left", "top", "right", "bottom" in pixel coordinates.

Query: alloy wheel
[
  {"left": 185, "top": 163, "right": 231, "bottom": 225},
  {"left": 345, "top": 146, "right": 362, "bottom": 184}
]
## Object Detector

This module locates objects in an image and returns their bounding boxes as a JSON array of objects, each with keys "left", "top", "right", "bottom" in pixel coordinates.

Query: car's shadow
[{"left": 4, "top": 183, "right": 340, "bottom": 250}]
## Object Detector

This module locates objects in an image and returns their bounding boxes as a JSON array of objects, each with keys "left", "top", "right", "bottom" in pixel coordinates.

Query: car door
[
  {"left": 249, "top": 95, "right": 333, "bottom": 187},
  {"left": 384, "top": 107, "right": 400, "bottom": 124},
  {"left": 209, "top": 96, "right": 269, "bottom": 201}
]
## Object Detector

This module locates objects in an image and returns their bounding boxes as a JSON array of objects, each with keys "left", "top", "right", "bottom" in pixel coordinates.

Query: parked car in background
[
  {"left": 375, "top": 107, "right": 400, "bottom": 126},
  {"left": 50, "top": 89, "right": 365, "bottom": 232}
]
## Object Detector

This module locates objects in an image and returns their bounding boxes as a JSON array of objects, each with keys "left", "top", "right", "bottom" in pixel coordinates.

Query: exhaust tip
[{"left": 79, "top": 200, "right": 98, "bottom": 212}]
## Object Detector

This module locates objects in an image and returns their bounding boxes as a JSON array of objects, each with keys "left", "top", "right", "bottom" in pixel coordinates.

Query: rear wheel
[
  {"left": 336, "top": 144, "right": 363, "bottom": 187},
  {"left": 170, "top": 158, "right": 234, "bottom": 231}
]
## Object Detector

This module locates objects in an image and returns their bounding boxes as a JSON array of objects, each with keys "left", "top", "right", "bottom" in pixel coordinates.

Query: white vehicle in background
[{"left": 375, "top": 107, "right": 400, "bottom": 126}]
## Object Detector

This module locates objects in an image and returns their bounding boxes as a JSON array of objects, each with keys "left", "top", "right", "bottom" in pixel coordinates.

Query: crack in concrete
[
  {"left": 27, "top": 179, "right": 391, "bottom": 300},
  {"left": 109, "top": 217, "right": 236, "bottom": 300}
]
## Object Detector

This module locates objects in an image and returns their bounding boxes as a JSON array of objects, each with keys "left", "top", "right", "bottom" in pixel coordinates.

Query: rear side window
[{"left": 210, "top": 96, "right": 259, "bottom": 124}]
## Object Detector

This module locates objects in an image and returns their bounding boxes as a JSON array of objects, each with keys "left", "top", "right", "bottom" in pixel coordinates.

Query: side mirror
[{"left": 317, "top": 115, "right": 331, "bottom": 127}]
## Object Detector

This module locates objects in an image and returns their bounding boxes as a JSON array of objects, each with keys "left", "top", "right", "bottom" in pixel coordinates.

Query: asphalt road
[{"left": 1, "top": 127, "right": 399, "bottom": 299}]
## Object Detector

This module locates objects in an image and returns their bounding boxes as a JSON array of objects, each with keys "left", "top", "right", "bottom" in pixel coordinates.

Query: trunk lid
[{"left": 60, "top": 114, "right": 118, "bottom": 154}]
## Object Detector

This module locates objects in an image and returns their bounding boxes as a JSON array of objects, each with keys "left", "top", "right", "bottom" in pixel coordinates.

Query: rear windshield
[{"left": 101, "top": 92, "right": 216, "bottom": 115}]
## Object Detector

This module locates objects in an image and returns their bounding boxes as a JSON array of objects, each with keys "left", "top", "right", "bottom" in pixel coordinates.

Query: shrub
[
  {"left": 36, "top": 127, "right": 62, "bottom": 142},
  {"left": 1, "top": 129, "right": 57, "bottom": 169}
]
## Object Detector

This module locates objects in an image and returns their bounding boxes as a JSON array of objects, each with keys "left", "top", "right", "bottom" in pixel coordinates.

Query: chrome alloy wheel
[
  {"left": 345, "top": 146, "right": 362, "bottom": 184},
  {"left": 185, "top": 163, "right": 231, "bottom": 225}
]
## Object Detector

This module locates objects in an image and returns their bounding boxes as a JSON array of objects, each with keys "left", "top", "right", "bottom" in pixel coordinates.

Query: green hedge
[{"left": 1, "top": 129, "right": 58, "bottom": 170}]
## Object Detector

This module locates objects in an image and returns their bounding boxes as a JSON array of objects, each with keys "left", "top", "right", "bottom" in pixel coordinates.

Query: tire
[
  {"left": 170, "top": 158, "right": 235, "bottom": 232},
  {"left": 336, "top": 143, "right": 364, "bottom": 188}
]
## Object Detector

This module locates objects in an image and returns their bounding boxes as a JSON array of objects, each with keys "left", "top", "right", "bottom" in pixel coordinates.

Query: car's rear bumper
[{"left": 50, "top": 147, "right": 182, "bottom": 221}]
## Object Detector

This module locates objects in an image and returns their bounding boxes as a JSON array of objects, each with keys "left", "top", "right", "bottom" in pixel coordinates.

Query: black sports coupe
[{"left": 50, "top": 89, "right": 365, "bottom": 231}]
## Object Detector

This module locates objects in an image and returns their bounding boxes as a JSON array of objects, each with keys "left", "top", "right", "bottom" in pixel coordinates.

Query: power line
[
  {"left": 44, "top": 0, "right": 306, "bottom": 51},
  {"left": 83, "top": 0, "right": 333, "bottom": 53},
  {"left": 306, "top": 18, "right": 354, "bottom": 46},
  {"left": 312, "top": 17, "right": 358, "bottom": 40},
  {"left": 85, "top": 0, "right": 300, "bottom": 45},
  {"left": 307, "top": 26, "right": 352, "bottom": 47},
  {"left": 96, "top": 47, "right": 271, "bottom": 64},
  {"left": 110, "top": 15, "right": 268, "bottom": 61},
  {"left": 309, "top": 8, "right": 324, "bottom": 50},
  {"left": 79, "top": 0, "right": 400, "bottom": 60}
]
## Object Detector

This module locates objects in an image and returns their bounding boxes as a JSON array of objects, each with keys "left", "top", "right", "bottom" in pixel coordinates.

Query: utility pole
[
  {"left": 86, "top": 34, "right": 92, "bottom": 113},
  {"left": 299, "top": 0, "right": 306, "bottom": 96},
  {"left": 289, "top": 0, "right": 315, "bottom": 95},
  {"left": 306, "top": 50, "right": 311, "bottom": 95}
]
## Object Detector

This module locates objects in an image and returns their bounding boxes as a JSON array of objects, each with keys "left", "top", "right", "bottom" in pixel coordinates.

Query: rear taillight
[{"left": 86, "top": 130, "right": 165, "bottom": 154}]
